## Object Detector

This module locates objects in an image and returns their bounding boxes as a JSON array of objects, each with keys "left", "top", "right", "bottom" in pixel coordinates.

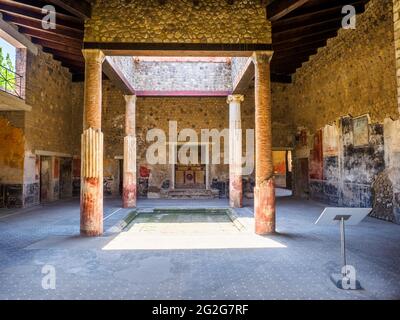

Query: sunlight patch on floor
[{"left": 102, "top": 212, "right": 286, "bottom": 250}]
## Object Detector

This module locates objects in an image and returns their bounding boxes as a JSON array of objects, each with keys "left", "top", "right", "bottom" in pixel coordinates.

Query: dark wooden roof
[
  {"left": 0, "top": 0, "right": 87, "bottom": 75},
  {"left": 0, "top": 0, "right": 369, "bottom": 83},
  {"left": 268, "top": 0, "right": 369, "bottom": 81}
]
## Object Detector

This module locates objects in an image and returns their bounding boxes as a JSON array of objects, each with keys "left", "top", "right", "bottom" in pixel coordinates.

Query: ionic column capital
[
  {"left": 124, "top": 95, "right": 137, "bottom": 105},
  {"left": 252, "top": 51, "right": 274, "bottom": 65},
  {"left": 227, "top": 94, "right": 244, "bottom": 105},
  {"left": 82, "top": 49, "right": 105, "bottom": 64}
]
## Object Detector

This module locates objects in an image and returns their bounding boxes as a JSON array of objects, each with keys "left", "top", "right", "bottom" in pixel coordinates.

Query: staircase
[{"left": 166, "top": 189, "right": 219, "bottom": 200}]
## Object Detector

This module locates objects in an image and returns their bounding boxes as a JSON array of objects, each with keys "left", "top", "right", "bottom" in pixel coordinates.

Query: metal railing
[{"left": 0, "top": 64, "right": 23, "bottom": 98}]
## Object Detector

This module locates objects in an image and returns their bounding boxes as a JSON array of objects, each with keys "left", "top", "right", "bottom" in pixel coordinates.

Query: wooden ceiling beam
[
  {"left": 267, "top": 0, "right": 310, "bottom": 22},
  {"left": 0, "top": 1, "right": 83, "bottom": 29},
  {"left": 0, "top": 9, "right": 83, "bottom": 33},
  {"left": 31, "top": 37, "right": 82, "bottom": 56},
  {"left": 273, "top": 1, "right": 365, "bottom": 31},
  {"left": 273, "top": 31, "right": 334, "bottom": 50},
  {"left": 273, "top": 7, "right": 365, "bottom": 34},
  {"left": 51, "top": 55, "right": 84, "bottom": 68},
  {"left": 273, "top": 27, "right": 338, "bottom": 46},
  {"left": 271, "top": 63, "right": 302, "bottom": 74},
  {"left": 45, "top": 0, "right": 91, "bottom": 20},
  {"left": 273, "top": 39, "right": 326, "bottom": 53},
  {"left": 17, "top": 26, "right": 82, "bottom": 49},
  {"left": 273, "top": 48, "right": 318, "bottom": 60},
  {"left": 2, "top": 12, "right": 83, "bottom": 39},
  {"left": 0, "top": 12, "right": 38, "bottom": 54},
  {"left": 273, "top": 19, "right": 341, "bottom": 42},
  {"left": 5, "top": 0, "right": 79, "bottom": 17},
  {"left": 282, "top": 0, "right": 367, "bottom": 20},
  {"left": 41, "top": 46, "right": 83, "bottom": 62},
  {"left": 270, "top": 73, "right": 292, "bottom": 83},
  {"left": 272, "top": 53, "right": 312, "bottom": 65}
]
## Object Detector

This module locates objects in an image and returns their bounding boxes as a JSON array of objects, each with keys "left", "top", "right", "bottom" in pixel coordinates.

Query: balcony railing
[{"left": 0, "top": 64, "right": 23, "bottom": 98}]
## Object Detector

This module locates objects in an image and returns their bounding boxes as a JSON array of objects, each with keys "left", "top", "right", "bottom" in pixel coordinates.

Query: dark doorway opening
[
  {"left": 60, "top": 158, "right": 72, "bottom": 199},
  {"left": 273, "top": 150, "right": 293, "bottom": 196},
  {"left": 39, "top": 156, "right": 51, "bottom": 203},
  {"left": 296, "top": 158, "right": 310, "bottom": 198}
]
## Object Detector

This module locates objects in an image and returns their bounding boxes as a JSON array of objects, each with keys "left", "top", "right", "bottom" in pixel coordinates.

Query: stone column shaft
[
  {"left": 80, "top": 49, "right": 105, "bottom": 237},
  {"left": 253, "top": 51, "right": 276, "bottom": 235},
  {"left": 123, "top": 95, "right": 137, "bottom": 208},
  {"left": 228, "top": 94, "right": 244, "bottom": 208}
]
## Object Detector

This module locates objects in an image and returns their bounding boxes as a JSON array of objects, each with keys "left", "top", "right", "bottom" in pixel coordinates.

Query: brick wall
[{"left": 85, "top": 0, "right": 271, "bottom": 44}]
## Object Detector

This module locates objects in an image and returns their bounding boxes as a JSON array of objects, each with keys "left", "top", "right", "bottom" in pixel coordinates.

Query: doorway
[
  {"left": 173, "top": 144, "right": 208, "bottom": 190},
  {"left": 272, "top": 150, "right": 293, "bottom": 196},
  {"left": 60, "top": 158, "right": 72, "bottom": 199},
  {"left": 39, "top": 156, "right": 51, "bottom": 203},
  {"left": 296, "top": 158, "right": 310, "bottom": 198}
]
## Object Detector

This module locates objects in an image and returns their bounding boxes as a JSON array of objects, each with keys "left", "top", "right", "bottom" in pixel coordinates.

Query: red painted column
[
  {"left": 227, "top": 94, "right": 244, "bottom": 208},
  {"left": 80, "top": 49, "right": 105, "bottom": 237},
  {"left": 123, "top": 95, "right": 137, "bottom": 208},
  {"left": 252, "top": 51, "right": 276, "bottom": 235}
]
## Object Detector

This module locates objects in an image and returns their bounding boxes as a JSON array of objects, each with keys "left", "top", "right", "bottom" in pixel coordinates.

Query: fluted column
[
  {"left": 252, "top": 51, "right": 276, "bottom": 235},
  {"left": 227, "top": 94, "right": 244, "bottom": 208},
  {"left": 123, "top": 95, "right": 137, "bottom": 208},
  {"left": 80, "top": 49, "right": 105, "bottom": 237}
]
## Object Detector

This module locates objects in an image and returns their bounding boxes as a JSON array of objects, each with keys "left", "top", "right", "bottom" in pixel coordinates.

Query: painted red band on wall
[{"left": 135, "top": 90, "right": 232, "bottom": 97}]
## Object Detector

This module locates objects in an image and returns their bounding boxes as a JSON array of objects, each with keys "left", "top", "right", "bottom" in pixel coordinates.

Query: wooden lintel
[
  {"left": 267, "top": 0, "right": 310, "bottom": 22},
  {"left": 84, "top": 42, "right": 273, "bottom": 57}
]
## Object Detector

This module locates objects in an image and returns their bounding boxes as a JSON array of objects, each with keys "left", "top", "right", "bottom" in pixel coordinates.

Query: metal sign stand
[{"left": 315, "top": 208, "right": 371, "bottom": 290}]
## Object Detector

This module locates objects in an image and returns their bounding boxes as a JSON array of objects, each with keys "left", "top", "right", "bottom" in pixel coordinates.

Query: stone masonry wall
[
  {"left": 101, "top": 80, "right": 294, "bottom": 198},
  {"left": 278, "top": 0, "right": 400, "bottom": 223},
  {"left": 289, "top": 0, "right": 397, "bottom": 131},
  {"left": 102, "top": 81, "right": 232, "bottom": 197},
  {"left": 130, "top": 59, "right": 232, "bottom": 92},
  {"left": 393, "top": 0, "right": 400, "bottom": 113},
  {"left": 0, "top": 47, "right": 84, "bottom": 208},
  {"left": 85, "top": 0, "right": 271, "bottom": 44},
  {"left": 24, "top": 50, "right": 81, "bottom": 154}
]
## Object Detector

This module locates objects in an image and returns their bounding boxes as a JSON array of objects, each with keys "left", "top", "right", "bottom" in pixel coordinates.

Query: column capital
[
  {"left": 227, "top": 94, "right": 244, "bottom": 104},
  {"left": 124, "top": 95, "right": 137, "bottom": 104},
  {"left": 82, "top": 49, "right": 105, "bottom": 64},
  {"left": 252, "top": 51, "right": 274, "bottom": 65}
]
